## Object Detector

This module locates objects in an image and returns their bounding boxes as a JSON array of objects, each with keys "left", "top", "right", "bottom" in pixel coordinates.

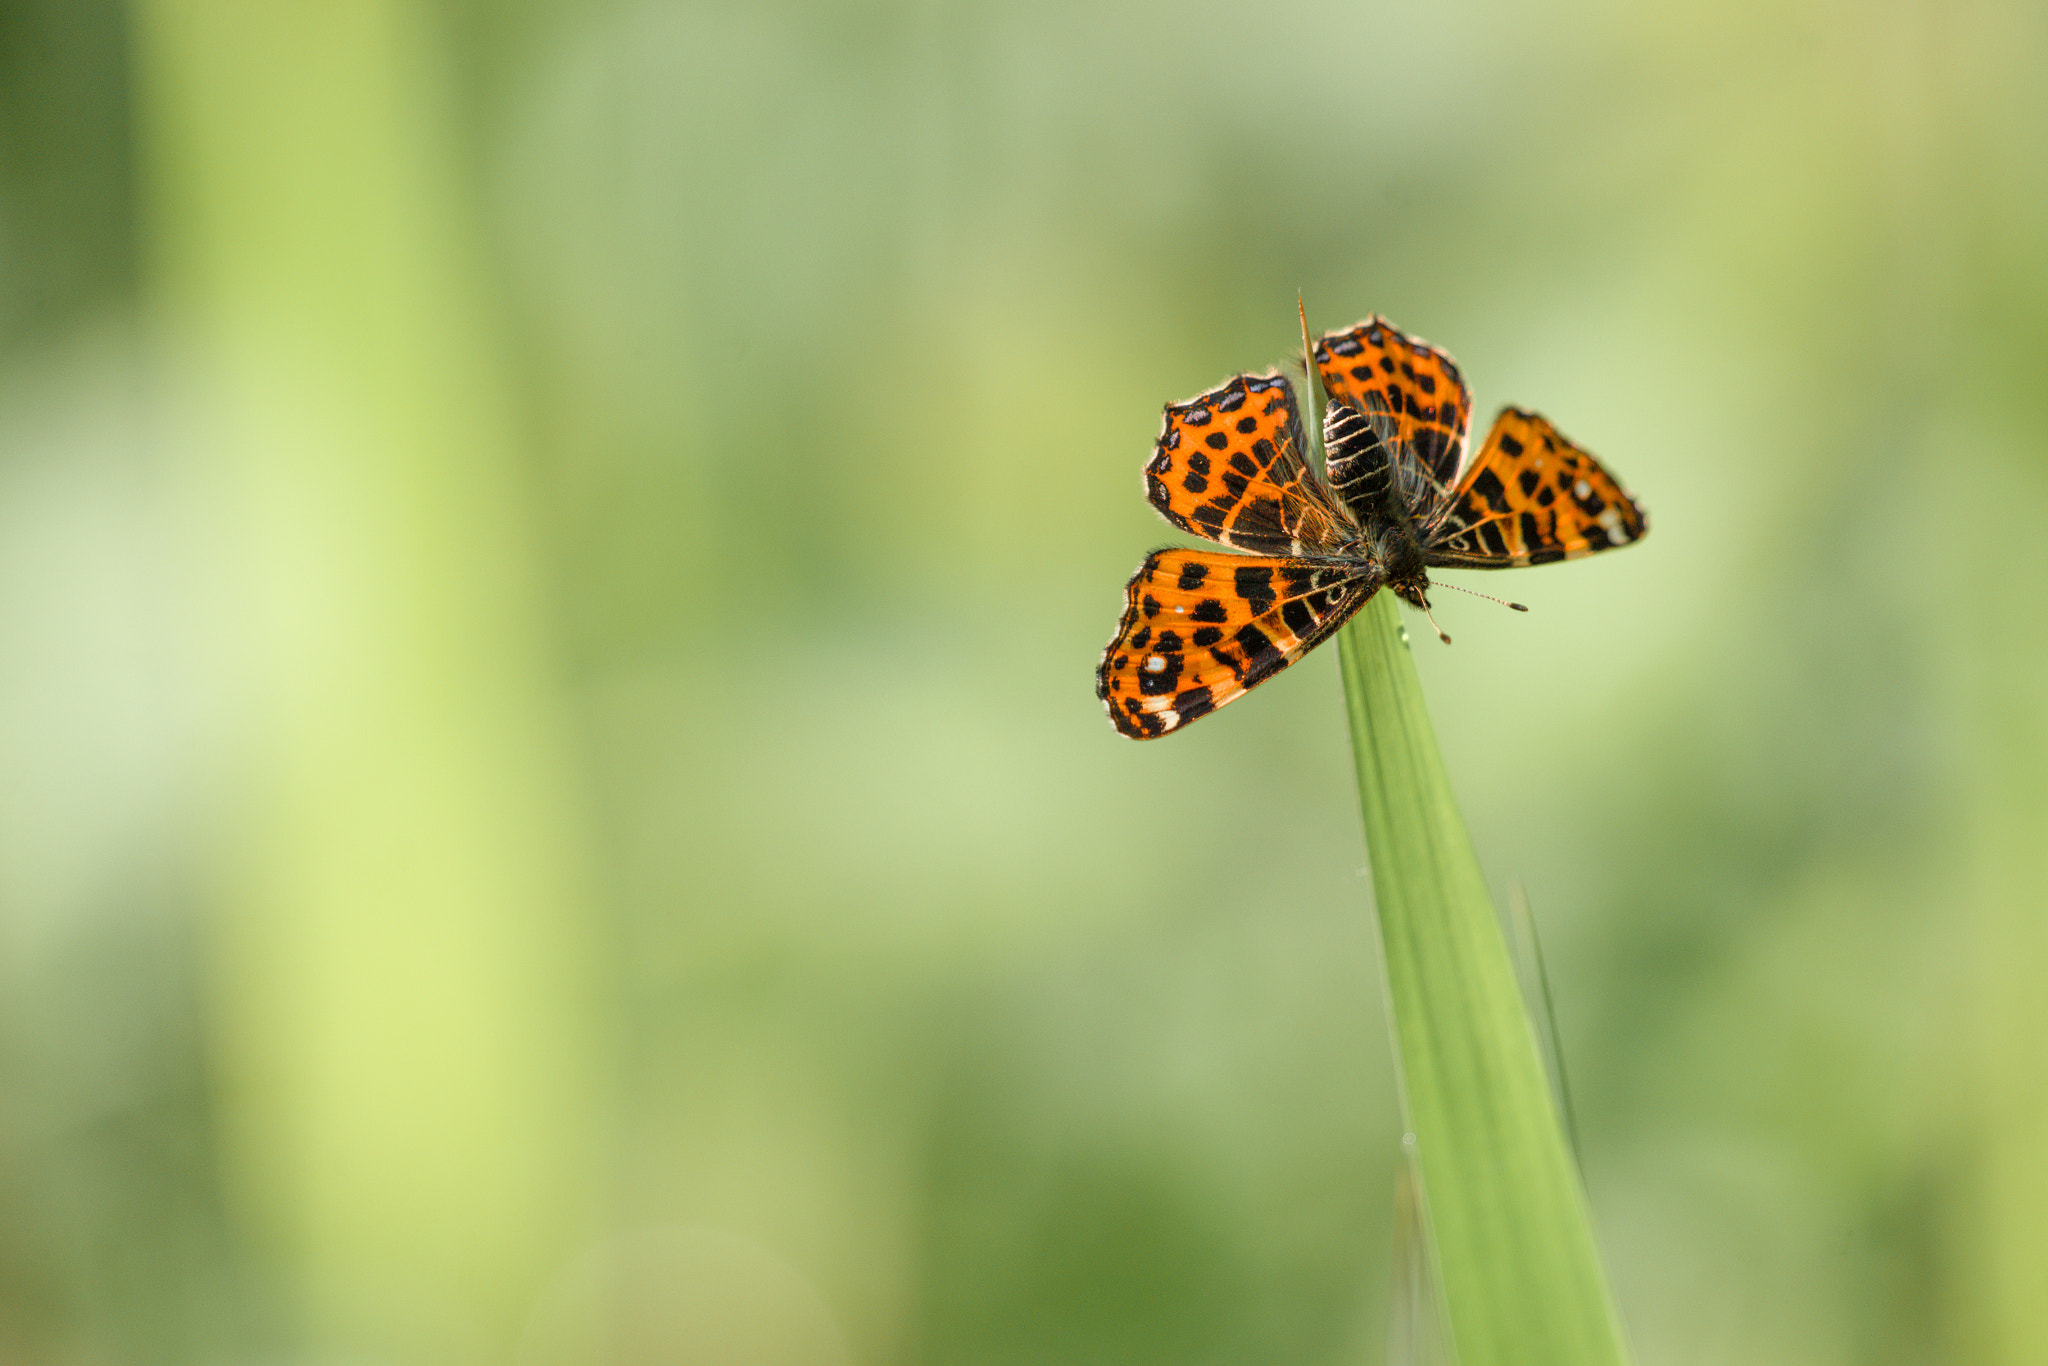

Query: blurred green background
[{"left": 3, "top": 0, "right": 2046, "bottom": 1361}]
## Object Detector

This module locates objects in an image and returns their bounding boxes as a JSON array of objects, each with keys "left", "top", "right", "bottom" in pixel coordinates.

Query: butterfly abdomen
[{"left": 1322, "top": 402, "right": 1395, "bottom": 517}]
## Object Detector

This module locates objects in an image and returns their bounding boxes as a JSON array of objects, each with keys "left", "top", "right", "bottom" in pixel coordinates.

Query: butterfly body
[{"left": 1097, "top": 317, "right": 1647, "bottom": 739}]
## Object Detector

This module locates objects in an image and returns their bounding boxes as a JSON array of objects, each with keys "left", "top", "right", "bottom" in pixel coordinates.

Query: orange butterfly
[{"left": 1098, "top": 317, "right": 1647, "bottom": 738}]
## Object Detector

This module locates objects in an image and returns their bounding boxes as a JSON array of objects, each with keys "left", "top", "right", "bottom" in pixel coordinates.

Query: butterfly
[{"left": 1097, "top": 316, "right": 1647, "bottom": 738}]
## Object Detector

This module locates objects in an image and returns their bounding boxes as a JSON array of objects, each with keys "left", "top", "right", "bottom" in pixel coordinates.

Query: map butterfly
[{"left": 1098, "top": 316, "right": 1648, "bottom": 738}]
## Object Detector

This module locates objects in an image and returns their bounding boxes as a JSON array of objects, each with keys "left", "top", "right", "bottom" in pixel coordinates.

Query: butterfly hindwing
[
  {"left": 1097, "top": 548, "right": 1379, "bottom": 738},
  {"left": 1146, "top": 372, "right": 1354, "bottom": 557},
  {"left": 1426, "top": 407, "right": 1649, "bottom": 567},
  {"left": 1313, "top": 317, "right": 1473, "bottom": 523}
]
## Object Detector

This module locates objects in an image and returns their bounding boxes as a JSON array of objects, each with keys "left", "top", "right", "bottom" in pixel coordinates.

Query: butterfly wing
[
  {"left": 1146, "top": 372, "right": 1354, "bottom": 556},
  {"left": 1425, "top": 407, "right": 1648, "bottom": 567},
  {"left": 1313, "top": 317, "right": 1473, "bottom": 522},
  {"left": 1098, "top": 548, "right": 1378, "bottom": 738}
]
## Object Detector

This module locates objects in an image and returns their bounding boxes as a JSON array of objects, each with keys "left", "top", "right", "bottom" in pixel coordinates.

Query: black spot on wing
[
  {"left": 1412, "top": 428, "right": 1454, "bottom": 480},
  {"left": 1469, "top": 467, "right": 1510, "bottom": 513},
  {"left": 1236, "top": 497, "right": 1285, "bottom": 541},
  {"left": 1116, "top": 697, "right": 1167, "bottom": 737},
  {"left": 1233, "top": 565, "right": 1276, "bottom": 614},
  {"left": 1136, "top": 629, "right": 1186, "bottom": 695},
  {"left": 1233, "top": 623, "right": 1282, "bottom": 676},
  {"left": 1171, "top": 687, "right": 1216, "bottom": 723}
]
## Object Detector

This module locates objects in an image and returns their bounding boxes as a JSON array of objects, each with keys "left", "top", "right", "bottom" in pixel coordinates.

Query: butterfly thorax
[{"left": 1354, "top": 514, "right": 1434, "bottom": 611}]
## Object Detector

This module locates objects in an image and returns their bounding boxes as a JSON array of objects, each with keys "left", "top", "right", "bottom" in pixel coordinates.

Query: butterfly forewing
[
  {"left": 1313, "top": 317, "right": 1473, "bottom": 523},
  {"left": 1146, "top": 372, "right": 1354, "bottom": 557},
  {"left": 1427, "top": 407, "right": 1649, "bottom": 567},
  {"left": 1097, "top": 549, "right": 1379, "bottom": 738}
]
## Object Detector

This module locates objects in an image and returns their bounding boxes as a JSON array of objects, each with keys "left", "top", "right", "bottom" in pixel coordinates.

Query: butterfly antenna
[
  {"left": 1435, "top": 580, "right": 1530, "bottom": 612},
  {"left": 1421, "top": 605, "right": 1452, "bottom": 646}
]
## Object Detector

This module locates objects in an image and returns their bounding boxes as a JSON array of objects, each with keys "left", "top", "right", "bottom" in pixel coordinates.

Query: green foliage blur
[{"left": 2, "top": 0, "right": 2045, "bottom": 1362}]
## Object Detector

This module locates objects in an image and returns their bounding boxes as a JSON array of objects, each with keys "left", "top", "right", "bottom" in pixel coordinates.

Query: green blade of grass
[{"left": 1338, "top": 591, "right": 1629, "bottom": 1366}]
